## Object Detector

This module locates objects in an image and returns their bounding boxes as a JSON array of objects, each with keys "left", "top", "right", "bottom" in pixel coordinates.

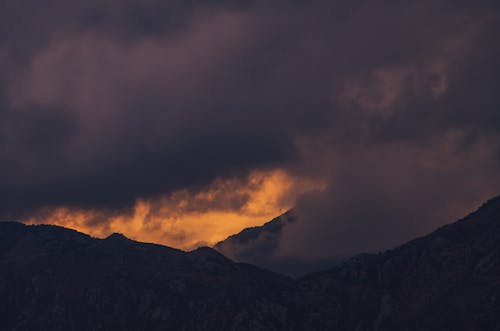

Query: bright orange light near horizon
[{"left": 24, "top": 169, "right": 324, "bottom": 250}]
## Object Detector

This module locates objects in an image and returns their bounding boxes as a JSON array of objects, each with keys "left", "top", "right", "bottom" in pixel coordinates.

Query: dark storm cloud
[
  {"left": 279, "top": 137, "right": 500, "bottom": 260},
  {"left": 1, "top": 4, "right": 299, "bottom": 214},
  {"left": 1, "top": 0, "right": 499, "bottom": 263}
]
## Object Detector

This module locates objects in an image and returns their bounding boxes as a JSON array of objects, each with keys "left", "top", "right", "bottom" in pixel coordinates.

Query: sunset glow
[{"left": 25, "top": 169, "right": 324, "bottom": 249}]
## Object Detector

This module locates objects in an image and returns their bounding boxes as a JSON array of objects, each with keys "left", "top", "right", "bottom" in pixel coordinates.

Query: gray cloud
[
  {"left": 279, "top": 136, "right": 500, "bottom": 260},
  {"left": 0, "top": 0, "right": 499, "bottom": 263}
]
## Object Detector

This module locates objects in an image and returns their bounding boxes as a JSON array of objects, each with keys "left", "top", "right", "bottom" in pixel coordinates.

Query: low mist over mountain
[
  {"left": 1, "top": 196, "right": 500, "bottom": 330},
  {"left": 215, "top": 211, "right": 340, "bottom": 276}
]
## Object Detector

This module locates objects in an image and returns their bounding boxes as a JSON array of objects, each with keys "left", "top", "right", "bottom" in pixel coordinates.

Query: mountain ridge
[
  {"left": 215, "top": 209, "right": 341, "bottom": 276},
  {"left": 1, "top": 195, "right": 499, "bottom": 330}
]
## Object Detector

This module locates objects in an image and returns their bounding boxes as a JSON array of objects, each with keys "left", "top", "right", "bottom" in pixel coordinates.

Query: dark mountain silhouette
[
  {"left": 215, "top": 210, "right": 340, "bottom": 276},
  {"left": 274, "top": 196, "right": 500, "bottom": 330},
  {"left": 0, "top": 222, "right": 290, "bottom": 330},
  {"left": 1, "top": 196, "right": 500, "bottom": 330}
]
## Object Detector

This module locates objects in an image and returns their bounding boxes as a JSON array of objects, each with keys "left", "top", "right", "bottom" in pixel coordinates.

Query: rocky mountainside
[
  {"left": 215, "top": 210, "right": 294, "bottom": 273},
  {"left": 0, "top": 222, "right": 290, "bottom": 330},
  {"left": 1, "top": 196, "right": 500, "bottom": 330},
  {"left": 216, "top": 210, "right": 292, "bottom": 255},
  {"left": 249, "top": 195, "right": 500, "bottom": 330},
  {"left": 215, "top": 210, "right": 339, "bottom": 276}
]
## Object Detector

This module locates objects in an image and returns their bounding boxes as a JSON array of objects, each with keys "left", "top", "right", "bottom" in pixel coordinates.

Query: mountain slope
[
  {"left": 249, "top": 196, "right": 500, "bottom": 330},
  {"left": 215, "top": 210, "right": 293, "bottom": 255},
  {"left": 215, "top": 210, "right": 339, "bottom": 276},
  {"left": 0, "top": 222, "right": 290, "bottom": 331},
  {"left": 1, "top": 196, "right": 500, "bottom": 330}
]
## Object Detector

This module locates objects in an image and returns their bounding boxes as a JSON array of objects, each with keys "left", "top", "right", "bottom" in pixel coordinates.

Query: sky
[{"left": 1, "top": 0, "right": 499, "bottom": 259}]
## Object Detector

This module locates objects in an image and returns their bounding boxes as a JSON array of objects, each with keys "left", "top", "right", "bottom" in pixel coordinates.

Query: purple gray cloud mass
[{"left": 0, "top": 0, "right": 499, "bottom": 259}]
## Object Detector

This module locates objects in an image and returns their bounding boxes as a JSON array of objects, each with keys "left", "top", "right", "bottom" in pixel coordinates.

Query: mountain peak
[{"left": 105, "top": 232, "right": 129, "bottom": 241}]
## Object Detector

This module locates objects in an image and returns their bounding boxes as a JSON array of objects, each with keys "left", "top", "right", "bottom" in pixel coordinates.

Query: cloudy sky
[{"left": 1, "top": 0, "right": 499, "bottom": 258}]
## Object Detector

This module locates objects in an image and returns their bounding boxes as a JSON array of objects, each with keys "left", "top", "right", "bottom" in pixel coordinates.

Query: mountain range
[{"left": 1, "top": 196, "right": 500, "bottom": 330}]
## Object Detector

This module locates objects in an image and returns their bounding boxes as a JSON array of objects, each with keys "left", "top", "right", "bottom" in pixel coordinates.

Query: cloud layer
[{"left": 1, "top": 0, "right": 499, "bottom": 257}]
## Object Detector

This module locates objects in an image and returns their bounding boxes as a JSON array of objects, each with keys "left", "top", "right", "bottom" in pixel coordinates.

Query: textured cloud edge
[
  {"left": 1, "top": 0, "right": 499, "bottom": 260},
  {"left": 24, "top": 169, "right": 324, "bottom": 250}
]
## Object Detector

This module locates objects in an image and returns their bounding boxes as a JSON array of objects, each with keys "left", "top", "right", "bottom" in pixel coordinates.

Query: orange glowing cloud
[{"left": 24, "top": 169, "right": 324, "bottom": 250}]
